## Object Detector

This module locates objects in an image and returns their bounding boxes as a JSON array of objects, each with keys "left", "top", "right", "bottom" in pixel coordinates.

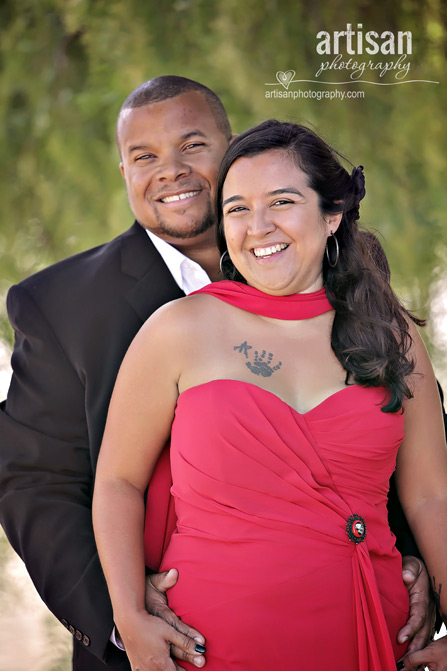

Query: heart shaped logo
[{"left": 276, "top": 70, "right": 295, "bottom": 89}]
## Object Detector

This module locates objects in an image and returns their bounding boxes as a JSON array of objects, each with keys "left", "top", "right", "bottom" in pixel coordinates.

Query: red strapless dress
[{"left": 152, "top": 282, "right": 409, "bottom": 670}]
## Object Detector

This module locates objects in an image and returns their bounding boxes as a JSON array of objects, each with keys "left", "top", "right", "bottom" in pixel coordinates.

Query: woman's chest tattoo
[{"left": 233, "top": 341, "right": 282, "bottom": 378}]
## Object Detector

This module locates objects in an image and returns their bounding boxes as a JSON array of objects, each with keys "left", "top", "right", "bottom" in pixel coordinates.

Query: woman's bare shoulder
[
  {"left": 115, "top": 294, "right": 223, "bottom": 388},
  {"left": 147, "top": 292, "right": 222, "bottom": 325},
  {"left": 134, "top": 293, "right": 225, "bottom": 348}
]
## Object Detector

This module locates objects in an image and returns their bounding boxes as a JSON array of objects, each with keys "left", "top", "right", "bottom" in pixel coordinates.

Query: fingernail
[
  {"left": 194, "top": 658, "right": 205, "bottom": 668},
  {"left": 402, "top": 570, "right": 415, "bottom": 579},
  {"left": 396, "top": 660, "right": 405, "bottom": 670},
  {"left": 400, "top": 635, "right": 408, "bottom": 643},
  {"left": 194, "top": 644, "right": 206, "bottom": 654},
  {"left": 194, "top": 636, "right": 205, "bottom": 644}
]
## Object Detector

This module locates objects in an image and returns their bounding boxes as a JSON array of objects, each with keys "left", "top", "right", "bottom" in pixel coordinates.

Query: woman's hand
[
  {"left": 145, "top": 569, "right": 206, "bottom": 668},
  {"left": 117, "top": 608, "right": 206, "bottom": 671},
  {"left": 397, "top": 556, "right": 436, "bottom": 651}
]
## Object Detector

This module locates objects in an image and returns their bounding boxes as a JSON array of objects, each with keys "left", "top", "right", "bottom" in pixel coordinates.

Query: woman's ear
[{"left": 325, "top": 212, "right": 343, "bottom": 234}]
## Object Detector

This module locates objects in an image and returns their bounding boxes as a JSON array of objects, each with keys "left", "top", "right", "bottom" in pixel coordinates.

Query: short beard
[{"left": 148, "top": 199, "right": 216, "bottom": 240}]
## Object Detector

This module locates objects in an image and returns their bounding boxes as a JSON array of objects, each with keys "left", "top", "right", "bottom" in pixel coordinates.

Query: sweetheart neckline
[{"left": 177, "top": 378, "right": 370, "bottom": 417}]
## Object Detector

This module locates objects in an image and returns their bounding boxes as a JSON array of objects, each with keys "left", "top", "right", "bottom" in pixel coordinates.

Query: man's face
[{"left": 117, "top": 92, "right": 230, "bottom": 243}]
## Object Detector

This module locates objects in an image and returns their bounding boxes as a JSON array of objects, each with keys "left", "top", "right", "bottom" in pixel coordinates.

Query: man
[{"left": 0, "top": 76, "right": 439, "bottom": 671}]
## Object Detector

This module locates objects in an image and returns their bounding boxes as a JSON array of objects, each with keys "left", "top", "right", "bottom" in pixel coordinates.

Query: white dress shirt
[{"left": 146, "top": 230, "right": 211, "bottom": 294}]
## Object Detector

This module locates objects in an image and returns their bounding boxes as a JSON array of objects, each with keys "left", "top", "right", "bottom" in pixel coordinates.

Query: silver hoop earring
[
  {"left": 325, "top": 231, "right": 339, "bottom": 268},
  {"left": 219, "top": 250, "right": 230, "bottom": 274}
]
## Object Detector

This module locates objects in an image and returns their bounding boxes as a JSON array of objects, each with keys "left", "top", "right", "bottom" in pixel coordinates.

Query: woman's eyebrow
[
  {"left": 223, "top": 187, "right": 305, "bottom": 207},
  {"left": 222, "top": 195, "right": 244, "bottom": 207},
  {"left": 268, "top": 187, "right": 305, "bottom": 198}
]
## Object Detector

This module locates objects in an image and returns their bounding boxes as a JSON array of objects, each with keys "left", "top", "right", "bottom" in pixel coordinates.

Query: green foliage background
[
  {"left": 0, "top": 0, "right": 446, "bottom": 364},
  {"left": 0, "top": 3, "right": 445, "bottom": 666}
]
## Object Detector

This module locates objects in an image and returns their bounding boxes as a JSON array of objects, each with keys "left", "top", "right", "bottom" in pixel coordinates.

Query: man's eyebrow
[
  {"left": 181, "top": 130, "right": 208, "bottom": 140},
  {"left": 128, "top": 145, "right": 152, "bottom": 155},
  {"left": 127, "top": 130, "right": 208, "bottom": 156}
]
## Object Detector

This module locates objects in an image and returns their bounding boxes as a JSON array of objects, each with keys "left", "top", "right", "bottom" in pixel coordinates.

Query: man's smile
[{"left": 157, "top": 189, "right": 202, "bottom": 205}]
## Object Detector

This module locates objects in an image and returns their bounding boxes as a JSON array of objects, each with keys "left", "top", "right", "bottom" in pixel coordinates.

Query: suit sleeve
[
  {"left": 387, "top": 380, "right": 447, "bottom": 557},
  {"left": 0, "top": 283, "right": 126, "bottom": 666},
  {"left": 387, "top": 474, "right": 421, "bottom": 557}
]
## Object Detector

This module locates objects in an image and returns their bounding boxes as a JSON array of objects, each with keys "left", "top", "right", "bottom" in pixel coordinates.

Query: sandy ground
[
  {"left": 0, "top": 343, "right": 72, "bottom": 670},
  {"left": 0, "top": 532, "right": 72, "bottom": 671}
]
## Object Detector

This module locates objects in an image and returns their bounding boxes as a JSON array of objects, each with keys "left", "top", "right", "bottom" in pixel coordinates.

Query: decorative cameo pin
[{"left": 346, "top": 514, "right": 367, "bottom": 544}]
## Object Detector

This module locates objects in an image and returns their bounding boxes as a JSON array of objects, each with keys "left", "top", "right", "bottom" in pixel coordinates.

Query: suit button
[
  {"left": 61, "top": 619, "right": 69, "bottom": 629},
  {"left": 69, "top": 625, "right": 75, "bottom": 636},
  {"left": 75, "top": 630, "right": 82, "bottom": 641},
  {"left": 82, "top": 635, "right": 91, "bottom": 647}
]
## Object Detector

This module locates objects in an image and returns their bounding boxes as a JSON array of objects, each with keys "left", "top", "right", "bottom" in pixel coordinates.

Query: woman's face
[{"left": 222, "top": 149, "right": 341, "bottom": 295}]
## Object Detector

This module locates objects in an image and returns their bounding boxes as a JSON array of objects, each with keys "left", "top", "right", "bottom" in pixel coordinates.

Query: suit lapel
[{"left": 120, "top": 222, "right": 185, "bottom": 322}]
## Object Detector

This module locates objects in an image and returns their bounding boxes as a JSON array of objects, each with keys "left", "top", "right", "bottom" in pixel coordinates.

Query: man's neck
[
  {"left": 169, "top": 229, "right": 222, "bottom": 282},
  {"left": 186, "top": 246, "right": 222, "bottom": 282}
]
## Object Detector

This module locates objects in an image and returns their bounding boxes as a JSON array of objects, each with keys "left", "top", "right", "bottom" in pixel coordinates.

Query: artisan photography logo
[
  {"left": 276, "top": 70, "right": 296, "bottom": 89},
  {"left": 265, "top": 23, "right": 439, "bottom": 95}
]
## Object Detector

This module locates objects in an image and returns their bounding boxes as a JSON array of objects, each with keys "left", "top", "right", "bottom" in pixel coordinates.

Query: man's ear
[
  {"left": 119, "top": 162, "right": 125, "bottom": 178},
  {"left": 229, "top": 133, "right": 239, "bottom": 145}
]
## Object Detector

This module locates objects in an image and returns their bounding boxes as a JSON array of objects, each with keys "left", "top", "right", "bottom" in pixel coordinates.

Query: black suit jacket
[{"left": 0, "top": 222, "right": 184, "bottom": 669}]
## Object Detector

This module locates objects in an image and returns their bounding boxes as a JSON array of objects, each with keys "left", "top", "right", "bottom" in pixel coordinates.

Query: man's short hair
[{"left": 117, "top": 75, "right": 232, "bottom": 146}]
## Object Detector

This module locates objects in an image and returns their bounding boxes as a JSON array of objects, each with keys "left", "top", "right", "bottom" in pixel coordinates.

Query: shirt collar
[{"left": 145, "top": 229, "right": 211, "bottom": 295}]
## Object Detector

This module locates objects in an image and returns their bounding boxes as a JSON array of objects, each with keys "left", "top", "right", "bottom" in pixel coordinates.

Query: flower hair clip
[{"left": 351, "top": 165, "right": 366, "bottom": 203}]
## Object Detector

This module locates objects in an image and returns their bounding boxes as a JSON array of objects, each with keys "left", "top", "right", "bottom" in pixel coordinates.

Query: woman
[{"left": 93, "top": 120, "right": 447, "bottom": 670}]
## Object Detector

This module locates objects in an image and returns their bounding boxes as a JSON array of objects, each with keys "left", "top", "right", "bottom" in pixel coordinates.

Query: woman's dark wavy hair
[{"left": 216, "top": 119, "right": 424, "bottom": 413}]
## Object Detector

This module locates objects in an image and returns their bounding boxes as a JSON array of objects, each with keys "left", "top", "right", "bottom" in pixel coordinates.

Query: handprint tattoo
[{"left": 234, "top": 341, "right": 282, "bottom": 378}]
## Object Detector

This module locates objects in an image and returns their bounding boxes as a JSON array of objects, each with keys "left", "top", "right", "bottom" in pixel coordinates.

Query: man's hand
[
  {"left": 397, "top": 556, "right": 436, "bottom": 651},
  {"left": 397, "top": 634, "right": 447, "bottom": 670},
  {"left": 116, "top": 609, "right": 205, "bottom": 671},
  {"left": 145, "top": 568, "right": 206, "bottom": 669}
]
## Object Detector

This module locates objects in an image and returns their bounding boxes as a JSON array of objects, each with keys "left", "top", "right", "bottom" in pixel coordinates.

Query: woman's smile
[{"left": 252, "top": 243, "right": 289, "bottom": 259}]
